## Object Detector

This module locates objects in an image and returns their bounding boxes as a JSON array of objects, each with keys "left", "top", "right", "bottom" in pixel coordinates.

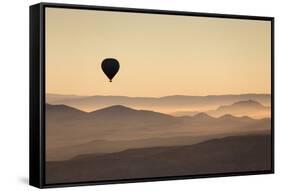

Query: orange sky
[{"left": 46, "top": 8, "right": 271, "bottom": 97}]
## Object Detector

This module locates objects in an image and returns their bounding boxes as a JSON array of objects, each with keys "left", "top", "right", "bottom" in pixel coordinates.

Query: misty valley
[{"left": 45, "top": 94, "right": 271, "bottom": 184}]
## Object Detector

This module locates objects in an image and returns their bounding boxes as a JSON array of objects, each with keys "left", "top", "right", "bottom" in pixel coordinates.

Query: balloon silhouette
[{"left": 101, "top": 58, "right": 120, "bottom": 82}]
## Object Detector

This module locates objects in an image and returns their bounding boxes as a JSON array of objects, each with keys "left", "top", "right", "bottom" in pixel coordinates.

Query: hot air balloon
[{"left": 101, "top": 58, "right": 120, "bottom": 82}]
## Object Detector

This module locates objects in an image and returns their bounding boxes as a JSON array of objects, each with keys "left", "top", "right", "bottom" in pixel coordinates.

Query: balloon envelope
[{"left": 101, "top": 58, "right": 120, "bottom": 82}]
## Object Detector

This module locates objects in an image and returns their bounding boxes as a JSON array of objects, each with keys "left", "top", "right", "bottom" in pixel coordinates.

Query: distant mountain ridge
[
  {"left": 46, "top": 104, "right": 85, "bottom": 120},
  {"left": 208, "top": 100, "right": 270, "bottom": 118},
  {"left": 47, "top": 103, "right": 176, "bottom": 121},
  {"left": 46, "top": 103, "right": 263, "bottom": 120},
  {"left": 46, "top": 93, "right": 270, "bottom": 113},
  {"left": 216, "top": 100, "right": 267, "bottom": 110},
  {"left": 193, "top": 112, "right": 215, "bottom": 120},
  {"left": 172, "top": 100, "right": 270, "bottom": 118},
  {"left": 46, "top": 103, "right": 271, "bottom": 161}
]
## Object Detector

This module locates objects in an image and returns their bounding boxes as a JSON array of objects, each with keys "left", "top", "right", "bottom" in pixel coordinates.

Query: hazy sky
[{"left": 46, "top": 8, "right": 271, "bottom": 97}]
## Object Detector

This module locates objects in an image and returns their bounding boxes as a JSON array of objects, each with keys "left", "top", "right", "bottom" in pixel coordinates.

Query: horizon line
[{"left": 46, "top": 92, "right": 271, "bottom": 98}]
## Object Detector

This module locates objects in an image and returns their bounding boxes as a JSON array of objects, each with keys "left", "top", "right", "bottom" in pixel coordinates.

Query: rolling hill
[
  {"left": 46, "top": 134, "right": 271, "bottom": 184},
  {"left": 208, "top": 100, "right": 270, "bottom": 118},
  {"left": 46, "top": 104, "right": 271, "bottom": 161},
  {"left": 172, "top": 100, "right": 270, "bottom": 118}
]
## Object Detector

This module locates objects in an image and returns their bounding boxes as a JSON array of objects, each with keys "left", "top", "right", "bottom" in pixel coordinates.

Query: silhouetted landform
[
  {"left": 209, "top": 100, "right": 270, "bottom": 118},
  {"left": 46, "top": 93, "right": 270, "bottom": 112},
  {"left": 88, "top": 105, "right": 177, "bottom": 123},
  {"left": 173, "top": 100, "right": 270, "bottom": 118},
  {"left": 46, "top": 104, "right": 85, "bottom": 120},
  {"left": 46, "top": 104, "right": 271, "bottom": 161},
  {"left": 46, "top": 134, "right": 271, "bottom": 184}
]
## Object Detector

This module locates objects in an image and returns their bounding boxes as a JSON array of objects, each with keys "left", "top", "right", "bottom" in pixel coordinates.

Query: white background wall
[{"left": 0, "top": 0, "right": 279, "bottom": 190}]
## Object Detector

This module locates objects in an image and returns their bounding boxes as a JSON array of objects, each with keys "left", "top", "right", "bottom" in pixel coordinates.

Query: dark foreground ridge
[{"left": 46, "top": 134, "right": 271, "bottom": 184}]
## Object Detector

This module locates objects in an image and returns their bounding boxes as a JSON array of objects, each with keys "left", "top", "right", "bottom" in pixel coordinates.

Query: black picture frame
[{"left": 30, "top": 2, "right": 275, "bottom": 189}]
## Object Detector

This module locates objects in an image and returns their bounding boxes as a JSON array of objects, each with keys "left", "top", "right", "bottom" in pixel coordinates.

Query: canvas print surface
[{"left": 45, "top": 7, "right": 272, "bottom": 184}]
